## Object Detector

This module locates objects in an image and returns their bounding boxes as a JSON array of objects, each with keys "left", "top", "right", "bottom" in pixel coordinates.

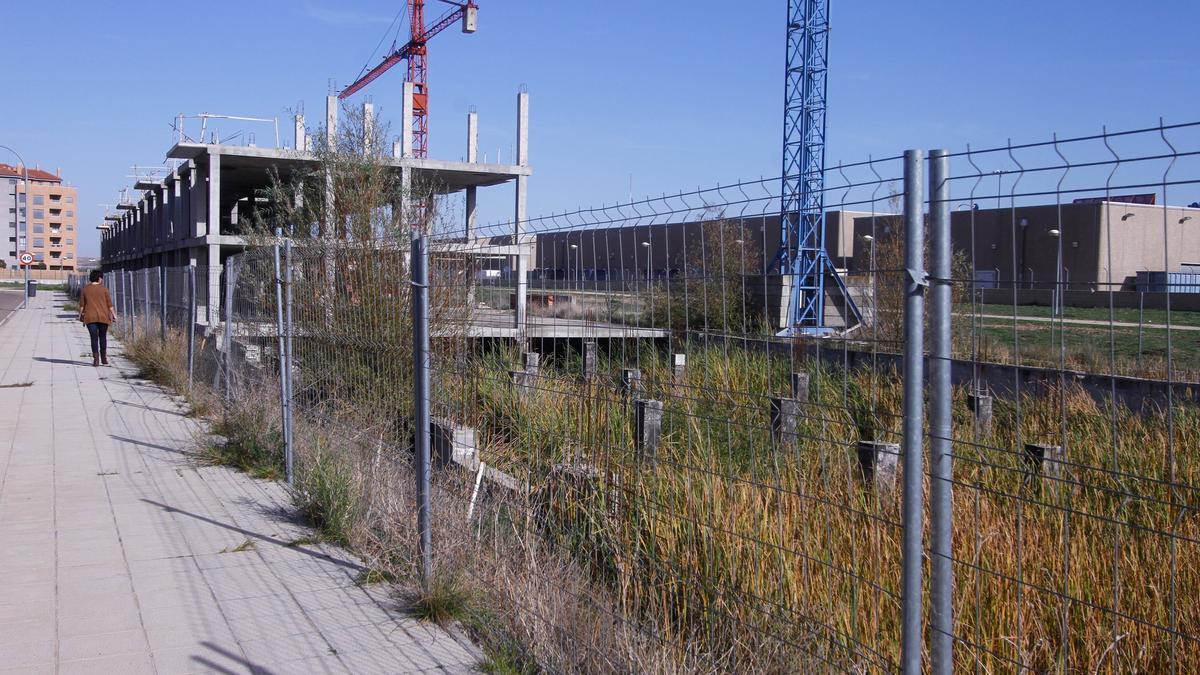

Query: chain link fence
[{"left": 85, "top": 119, "right": 1200, "bottom": 672}]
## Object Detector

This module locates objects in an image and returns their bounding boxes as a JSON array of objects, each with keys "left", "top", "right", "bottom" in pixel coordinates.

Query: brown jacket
[{"left": 79, "top": 283, "right": 115, "bottom": 325}]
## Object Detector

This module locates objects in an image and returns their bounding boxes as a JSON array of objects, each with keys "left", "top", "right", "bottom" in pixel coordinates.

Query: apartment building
[{"left": 2, "top": 163, "right": 78, "bottom": 270}]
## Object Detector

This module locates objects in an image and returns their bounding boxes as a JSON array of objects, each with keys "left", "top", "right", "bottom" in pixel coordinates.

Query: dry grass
[
  {"left": 117, "top": 290, "right": 1199, "bottom": 671},
  {"left": 433, "top": 343, "right": 1200, "bottom": 672}
]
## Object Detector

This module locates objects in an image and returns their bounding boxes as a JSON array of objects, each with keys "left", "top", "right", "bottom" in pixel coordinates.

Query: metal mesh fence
[{"left": 91, "top": 119, "right": 1200, "bottom": 672}]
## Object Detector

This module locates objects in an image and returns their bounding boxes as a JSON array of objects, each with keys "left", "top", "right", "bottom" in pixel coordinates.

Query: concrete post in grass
[
  {"left": 523, "top": 351, "right": 540, "bottom": 377},
  {"left": 634, "top": 399, "right": 662, "bottom": 466},
  {"left": 769, "top": 397, "right": 799, "bottom": 451},
  {"left": 1024, "top": 443, "right": 1065, "bottom": 487},
  {"left": 857, "top": 440, "right": 900, "bottom": 497},
  {"left": 967, "top": 389, "right": 993, "bottom": 437},
  {"left": 582, "top": 340, "right": 597, "bottom": 382},
  {"left": 622, "top": 368, "right": 642, "bottom": 397},
  {"left": 791, "top": 372, "right": 810, "bottom": 403},
  {"left": 509, "top": 370, "right": 530, "bottom": 399},
  {"left": 671, "top": 353, "right": 686, "bottom": 390}
]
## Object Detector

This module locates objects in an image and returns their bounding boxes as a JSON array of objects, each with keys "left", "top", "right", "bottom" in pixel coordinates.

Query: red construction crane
[{"left": 339, "top": 0, "right": 478, "bottom": 159}]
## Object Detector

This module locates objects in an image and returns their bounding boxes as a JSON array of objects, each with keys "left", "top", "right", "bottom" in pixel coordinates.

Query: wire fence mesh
[{"left": 80, "top": 119, "right": 1200, "bottom": 672}]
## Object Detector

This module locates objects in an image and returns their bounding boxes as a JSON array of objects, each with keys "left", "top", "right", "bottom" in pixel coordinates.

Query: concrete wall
[
  {"left": 530, "top": 211, "right": 870, "bottom": 281},
  {"left": 847, "top": 202, "right": 1200, "bottom": 291}
]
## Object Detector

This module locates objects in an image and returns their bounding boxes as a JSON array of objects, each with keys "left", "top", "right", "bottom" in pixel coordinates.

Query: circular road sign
[{"left": 19, "top": 252, "right": 34, "bottom": 266}]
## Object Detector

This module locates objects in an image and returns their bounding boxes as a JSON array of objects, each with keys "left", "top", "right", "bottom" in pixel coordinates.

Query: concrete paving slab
[{"left": 0, "top": 295, "right": 482, "bottom": 673}]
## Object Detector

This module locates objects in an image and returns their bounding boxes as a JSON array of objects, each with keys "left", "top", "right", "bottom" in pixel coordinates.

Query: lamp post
[
  {"left": 0, "top": 145, "right": 30, "bottom": 309},
  {"left": 641, "top": 241, "right": 651, "bottom": 284},
  {"left": 1048, "top": 228, "right": 1063, "bottom": 357},
  {"left": 569, "top": 243, "right": 580, "bottom": 291}
]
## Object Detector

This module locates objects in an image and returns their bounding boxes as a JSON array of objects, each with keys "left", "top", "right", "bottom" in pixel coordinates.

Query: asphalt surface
[{"left": 0, "top": 290, "right": 25, "bottom": 330}]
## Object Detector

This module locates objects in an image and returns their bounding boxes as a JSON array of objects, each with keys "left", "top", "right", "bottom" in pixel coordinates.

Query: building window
[
  {"left": 33, "top": 253, "right": 43, "bottom": 261},
  {"left": 67, "top": 239, "right": 73, "bottom": 245},
  {"left": 50, "top": 194, "right": 61, "bottom": 202},
  {"left": 32, "top": 209, "right": 44, "bottom": 219},
  {"left": 33, "top": 224, "right": 44, "bottom": 234},
  {"left": 66, "top": 210, "right": 74, "bottom": 217},
  {"left": 33, "top": 238, "right": 44, "bottom": 247},
  {"left": 66, "top": 196, "right": 74, "bottom": 204},
  {"left": 18, "top": 194, "right": 25, "bottom": 202},
  {"left": 33, "top": 195, "right": 44, "bottom": 205},
  {"left": 67, "top": 225, "right": 74, "bottom": 231}
]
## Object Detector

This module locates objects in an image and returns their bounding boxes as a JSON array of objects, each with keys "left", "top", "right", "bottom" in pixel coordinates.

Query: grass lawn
[{"left": 967, "top": 302, "right": 1200, "bottom": 327}]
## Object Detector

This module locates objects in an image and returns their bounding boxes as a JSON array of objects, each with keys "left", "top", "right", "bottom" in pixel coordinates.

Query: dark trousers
[{"left": 86, "top": 322, "right": 109, "bottom": 356}]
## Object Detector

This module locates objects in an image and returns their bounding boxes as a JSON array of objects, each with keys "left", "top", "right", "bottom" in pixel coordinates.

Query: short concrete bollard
[
  {"left": 857, "top": 440, "right": 900, "bottom": 497},
  {"left": 790, "top": 372, "right": 810, "bottom": 404},
  {"left": 968, "top": 391, "right": 994, "bottom": 436},
  {"left": 770, "top": 397, "right": 800, "bottom": 450},
  {"left": 622, "top": 368, "right": 642, "bottom": 397},
  {"left": 1024, "top": 443, "right": 1065, "bottom": 486},
  {"left": 432, "top": 419, "right": 478, "bottom": 470},
  {"left": 672, "top": 353, "right": 686, "bottom": 388},
  {"left": 635, "top": 399, "right": 663, "bottom": 465},
  {"left": 523, "top": 351, "right": 540, "bottom": 377},
  {"left": 510, "top": 370, "right": 531, "bottom": 399},
  {"left": 582, "top": 341, "right": 597, "bottom": 382}
]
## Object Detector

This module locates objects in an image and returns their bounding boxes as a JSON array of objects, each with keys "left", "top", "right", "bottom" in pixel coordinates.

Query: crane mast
[
  {"left": 776, "top": 0, "right": 859, "bottom": 333},
  {"left": 338, "top": 0, "right": 478, "bottom": 159}
]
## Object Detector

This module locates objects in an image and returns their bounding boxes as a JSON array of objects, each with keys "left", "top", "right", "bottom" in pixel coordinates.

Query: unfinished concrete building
[{"left": 100, "top": 88, "right": 532, "bottom": 327}]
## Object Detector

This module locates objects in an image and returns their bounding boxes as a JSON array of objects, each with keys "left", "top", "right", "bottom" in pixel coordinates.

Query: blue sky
[{"left": 1, "top": 1, "right": 1197, "bottom": 256}]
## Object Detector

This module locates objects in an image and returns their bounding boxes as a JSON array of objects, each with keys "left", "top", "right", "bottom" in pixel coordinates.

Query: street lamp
[
  {"left": 569, "top": 243, "right": 580, "bottom": 291},
  {"left": 1047, "top": 228, "right": 1063, "bottom": 343},
  {"left": 0, "top": 145, "right": 31, "bottom": 310},
  {"left": 640, "top": 241, "right": 651, "bottom": 284}
]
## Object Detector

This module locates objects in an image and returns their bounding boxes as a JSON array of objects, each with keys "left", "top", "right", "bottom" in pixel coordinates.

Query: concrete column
[
  {"left": 206, "top": 151, "right": 221, "bottom": 236},
  {"left": 465, "top": 110, "right": 478, "bottom": 238},
  {"left": 136, "top": 200, "right": 146, "bottom": 255},
  {"left": 401, "top": 82, "right": 415, "bottom": 158},
  {"left": 294, "top": 113, "right": 306, "bottom": 152},
  {"left": 325, "top": 96, "right": 337, "bottom": 148},
  {"left": 514, "top": 90, "right": 529, "bottom": 332},
  {"left": 189, "top": 161, "right": 206, "bottom": 237},
  {"left": 171, "top": 173, "right": 183, "bottom": 241},
  {"left": 392, "top": 139, "right": 402, "bottom": 158},
  {"left": 362, "top": 102, "right": 374, "bottom": 155},
  {"left": 324, "top": 96, "right": 337, "bottom": 237}
]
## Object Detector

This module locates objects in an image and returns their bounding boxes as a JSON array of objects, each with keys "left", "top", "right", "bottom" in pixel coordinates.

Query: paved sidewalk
[{"left": 0, "top": 295, "right": 480, "bottom": 674}]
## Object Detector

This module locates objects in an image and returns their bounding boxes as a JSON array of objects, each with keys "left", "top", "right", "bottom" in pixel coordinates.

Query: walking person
[{"left": 78, "top": 270, "right": 117, "bottom": 367}]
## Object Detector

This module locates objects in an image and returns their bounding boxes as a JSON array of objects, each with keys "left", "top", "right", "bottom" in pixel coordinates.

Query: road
[
  {"left": 970, "top": 313, "right": 1200, "bottom": 332},
  {"left": 0, "top": 289, "right": 24, "bottom": 330}
]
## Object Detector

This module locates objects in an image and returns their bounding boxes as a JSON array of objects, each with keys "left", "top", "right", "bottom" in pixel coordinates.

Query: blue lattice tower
[{"left": 776, "top": 0, "right": 859, "bottom": 334}]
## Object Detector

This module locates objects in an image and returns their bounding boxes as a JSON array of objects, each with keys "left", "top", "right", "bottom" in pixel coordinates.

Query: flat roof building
[
  {"left": 101, "top": 91, "right": 532, "bottom": 327},
  {"left": 3, "top": 164, "right": 79, "bottom": 271}
]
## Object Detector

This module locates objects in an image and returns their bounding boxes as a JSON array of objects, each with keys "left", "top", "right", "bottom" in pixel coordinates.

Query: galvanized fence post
[
  {"left": 284, "top": 235, "right": 295, "bottom": 484},
  {"left": 159, "top": 265, "right": 167, "bottom": 341},
  {"left": 223, "top": 258, "right": 236, "bottom": 402},
  {"left": 272, "top": 230, "right": 293, "bottom": 484},
  {"left": 900, "top": 148, "right": 926, "bottom": 674},
  {"left": 928, "top": 149, "right": 954, "bottom": 674},
  {"left": 412, "top": 230, "right": 434, "bottom": 590},
  {"left": 127, "top": 270, "right": 135, "bottom": 340},
  {"left": 142, "top": 267, "right": 150, "bottom": 335},
  {"left": 186, "top": 265, "right": 196, "bottom": 391}
]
